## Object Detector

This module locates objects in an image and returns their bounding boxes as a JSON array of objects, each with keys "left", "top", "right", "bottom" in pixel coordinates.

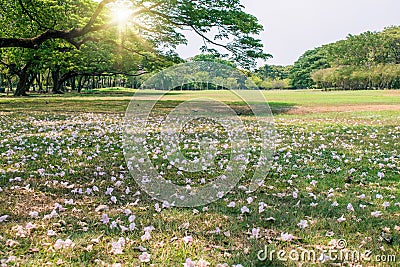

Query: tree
[
  {"left": 0, "top": 0, "right": 99, "bottom": 95},
  {"left": 255, "top": 64, "right": 292, "bottom": 80},
  {"left": 0, "top": 0, "right": 268, "bottom": 65},
  {"left": 381, "top": 26, "right": 400, "bottom": 64},
  {"left": 0, "top": 0, "right": 269, "bottom": 95},
  {"left": 250, "top": 64, "right": 292, "bottom": 89},
  {"left": 307, "top": 27, "right": 400, "bottom": 90},
  {"left": 290, "top": 48, "right": 330, "bottom": 89},
  {"left": 191, "top": 54, "right": 237, "bottom": 68}
]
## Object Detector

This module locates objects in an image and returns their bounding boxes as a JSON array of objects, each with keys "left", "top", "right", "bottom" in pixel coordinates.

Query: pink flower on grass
[
  {"left": 337, "top": 215, "right": 346, "bottom": 223},
  {"left": 183, "top": 236, "right": 193, "bottom": 244},
  {"left": 371, "top": 211, "right": 382, "bottom": 217},
  {"left": 184, "top": 258, "right": 196, "bottom": 267},
  {"left": 347, "top": 203, "right": 355, "bottom": 212},
  {"left": 297, "top": 220, "right": 309, "bottom": 229},
  {"left": 139, "top": 252, "right": 151, "bottom": 263},
  {"left": 101, "top": 214, "right": 110, "bottom": 224},
  {"left": 280, "top": 232, "right": 294, "bottom": 242},
  {"left": 241, "top": 206, "right": 250, "bottom": 214},
  {"left": 251, "top": 228, "right": 260, "bottom": 239}
]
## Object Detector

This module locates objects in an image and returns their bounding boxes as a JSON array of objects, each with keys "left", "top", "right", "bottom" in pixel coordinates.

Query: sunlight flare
[{"left": 110, "top": 0, "right": 134, "bottom": 26}]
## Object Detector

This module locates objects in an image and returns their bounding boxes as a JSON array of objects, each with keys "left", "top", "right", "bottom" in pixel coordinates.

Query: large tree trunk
[
  {"left": 91, "top": 75, "right": 95, "bottom": 90},
  {"left": 6, "top": 77, "right": 13, "bottom": 95},
  {"left": 77, "top": 76, "right": 83, "bottom": 93},
  {"left": 45, "top": 70, "right": 51, "bottom": 93},
  {"left": 14, "top": 62, "right": 33, "bottom": 96},
  {"left": 70, "top": 76, "right": 76, "bottom": 91},
  {"left": 56, "top": 71, "right": 77, "bottom": 93},
  {"left": 36, "top": 73, "right": 44, "bottom": 93},
  {"left": 15, "top": 75, "right": 30, "bottom": 96},
  {"left": 52, "top": 67, "right": 63, "bottom": 94}
]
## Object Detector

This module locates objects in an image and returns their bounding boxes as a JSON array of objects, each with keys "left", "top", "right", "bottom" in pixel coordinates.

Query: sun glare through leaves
[{"left": 110, "top": 0, "right": 134, "bottom": 27}]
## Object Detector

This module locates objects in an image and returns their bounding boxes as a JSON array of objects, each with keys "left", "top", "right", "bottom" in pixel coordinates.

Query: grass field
[{"left": 0, "top": 89, "right": 399, "bottom": 266}]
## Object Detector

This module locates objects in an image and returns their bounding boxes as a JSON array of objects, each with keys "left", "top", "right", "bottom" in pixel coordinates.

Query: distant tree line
[
  {"left": 249, "top": 26, "right": 400, "bottom": 90},
  {"left": 249, "top": 65, "right": 292, "bottom": 89},
  {"left": 290, "top": 26, "right": 400, "bottom": 90},
  {"left": 311, "top": 64, "right": 400, "bottom": 90}
]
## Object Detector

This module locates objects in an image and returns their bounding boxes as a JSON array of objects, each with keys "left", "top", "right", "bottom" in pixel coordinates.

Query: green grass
[
  {"left": 2, "top": 88, "right": 400, "bottom": 102},
  {"left": 0, "top": 89, "right": 399, "bottom": 266},
  {"left": 1, "top": 89, "right": 399, "bottom": 114}
]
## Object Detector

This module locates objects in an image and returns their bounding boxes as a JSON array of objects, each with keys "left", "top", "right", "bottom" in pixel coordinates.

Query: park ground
[{"left": 0, "top": 89, "right": 399, "bottom": 266}]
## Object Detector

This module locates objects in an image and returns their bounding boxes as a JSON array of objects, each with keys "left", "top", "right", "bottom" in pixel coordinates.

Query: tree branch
[
  {"left": 0, "top": 0, "right": 167, "bottom": 49},
  {"left": 190, "top": 26, "right": 229, "bottom": 50},
  {"left": 81, "top": 0, "right": 116, "bottom": 34},
  {"left": 18, "top": 0, "right": 52, "bottom": 30}
]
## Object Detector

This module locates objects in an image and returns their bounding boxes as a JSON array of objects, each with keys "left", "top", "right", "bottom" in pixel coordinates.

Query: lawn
[{"left": 0, "top": 89, "right": 399, "bottom": 266}]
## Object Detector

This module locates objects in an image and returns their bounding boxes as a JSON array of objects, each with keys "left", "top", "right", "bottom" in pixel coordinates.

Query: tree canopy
[
  {"left": 0, "top": 0, "right": 269, "bottom": 95},
  {"left": 290, "top": 26, "right": 400, "bottom": 90}
]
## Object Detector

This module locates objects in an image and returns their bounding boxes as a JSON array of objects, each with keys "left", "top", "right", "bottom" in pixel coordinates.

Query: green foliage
[
  {"left": 292, "top": 26, "right": 400, "bottom": 89},
  {"left": 250, "top": 64, "right": 292, "bottom": 89},
  {"left": 255, "top": 65, "right": 292, "bottom": 80},
  {"left": 191, "top": 54, "right": 237, "bottom": 68},
  {"left": 159, "top": 0, "right": 270, "bottom": 68},
  {"left": 290, "top": 48, "right": 330, "bottom": 89},
  {"left": 0, "top": 0, "right": 269, "bottom": 95},
  {"left": 312, "top": 64, "right": 400, "bottom": 90}
]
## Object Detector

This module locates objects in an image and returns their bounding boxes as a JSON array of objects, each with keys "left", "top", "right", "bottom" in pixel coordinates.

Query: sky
[{"left": 176, "top": 0, "right": 400, "bottom": 66}]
